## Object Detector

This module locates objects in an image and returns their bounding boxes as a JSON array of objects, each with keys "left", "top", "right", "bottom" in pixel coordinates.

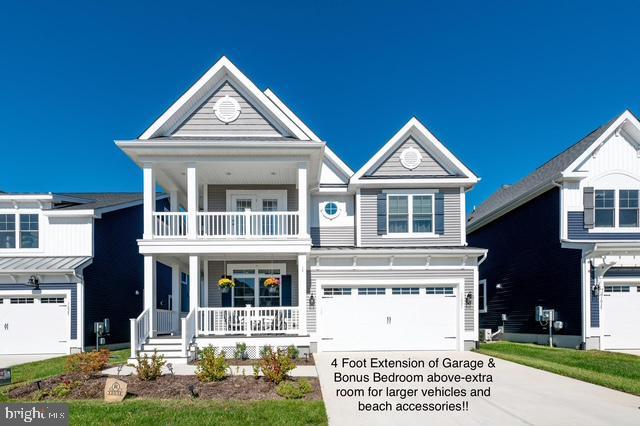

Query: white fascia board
[
  {"left": 324, "top": 146, "right": 354, "bottom": 177},
  {"left": 137, "top": 239, "right": 312, "bottom": 255},
  {"left": 350, "top": 177, "right": 477, "bottom": 189},
  {"left": 139, "top": 56, "right": 308, "bottom": 140},
  {"left": 42, "top": 209, "right": 96, "bottom": 217},
  {"left": 562, "top": 110, "right": 638, "bottom": 178},
  {"left": 0, "top": 194, "right": 54, "bottom": 202},
  {"left": 351, "top": 117, "right": 478, "bottom": 184},
  {"left": 310, "top": 247, "right": 487, "bottom": 257}
]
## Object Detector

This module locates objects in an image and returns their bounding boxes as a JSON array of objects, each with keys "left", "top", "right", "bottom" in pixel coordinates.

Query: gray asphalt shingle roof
[
  {"left": 54, "top": 192, "right": 144, "bottom": 210},
  {"left": 467, "top": 117, "right": 617, "bottom": 229}
]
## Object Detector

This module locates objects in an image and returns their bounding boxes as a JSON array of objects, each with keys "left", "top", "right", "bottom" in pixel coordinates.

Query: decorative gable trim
[
  {"left": 350, "top": 117, "right": 478, "bottom": 187},
  {"left": 139, "top": 56, "right": 309, "bottom": 140}
]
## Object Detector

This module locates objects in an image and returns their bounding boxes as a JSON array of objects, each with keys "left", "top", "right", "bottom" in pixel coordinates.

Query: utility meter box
[{"left": 535, "top": 306, "right": 543, "bottom": 321}]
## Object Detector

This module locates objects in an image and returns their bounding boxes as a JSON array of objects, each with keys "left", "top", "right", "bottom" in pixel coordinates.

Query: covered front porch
[{"left": 130, "top": 254, "right": 309, "bottom": 360}]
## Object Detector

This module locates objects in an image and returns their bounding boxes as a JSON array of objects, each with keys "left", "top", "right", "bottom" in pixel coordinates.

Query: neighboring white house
[
  {"left": 468, "top": 110, "right": 640, "bottom": 351},
  {"left": 117, "top": 56, "right": 486, "bottom": 363},
  {"left": 0, "top": 192, "right": 153, "bottom": 355}
]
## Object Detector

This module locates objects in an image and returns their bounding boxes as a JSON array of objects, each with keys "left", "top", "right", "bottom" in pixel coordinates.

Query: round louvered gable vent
[
  {"left": 213, "top": 95, "right": 241, "bottom": 123},
  {"left": 399, "top": 147, "right": 422, "bottom": 170}
]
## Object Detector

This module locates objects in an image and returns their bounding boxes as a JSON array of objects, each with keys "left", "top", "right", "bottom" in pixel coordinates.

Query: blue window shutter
[
  {"left": 435, "top": 193, "right": 445, "bottom": 235},
  {"left": 583, "top": 187, "right": 594, "bottom": 229},
  {"left": 377, "top": 193, "right": 387, "bottom": 235},
  {"left": 221, "top": 275, "right": 232, "bottom": 307},
  {"left": 281, "top": 274, "right": 292, "bottom": 306}
]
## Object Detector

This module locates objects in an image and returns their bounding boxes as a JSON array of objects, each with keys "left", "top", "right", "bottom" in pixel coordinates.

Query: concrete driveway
[
  {"left": 315, "top": 351, "right": 640, "bottom": 425},
  {"left": 0, "top": 354, "right": 61, "bottom": 368}
]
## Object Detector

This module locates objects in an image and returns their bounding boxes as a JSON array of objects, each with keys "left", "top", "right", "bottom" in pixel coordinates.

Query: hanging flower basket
[
  {"left": 218, "top": 277, "right": 235, "bottom": 293},
  {"left": 264, "top": 277, "right": 280, "bottom": 294}
]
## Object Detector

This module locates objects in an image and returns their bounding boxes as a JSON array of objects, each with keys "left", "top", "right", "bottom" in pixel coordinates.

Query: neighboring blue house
[
  {"left": 0, "top": 192, "right": 167, "bottom": 355},
  {"left": 468, "top": 110, "right": 640, "bottom": 351}
]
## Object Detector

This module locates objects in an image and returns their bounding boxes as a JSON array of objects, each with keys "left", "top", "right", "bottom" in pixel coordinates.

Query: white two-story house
[
  {"left": 468, "top": 110, "right": 640, "bottom": 351},
  {"left": 0, "top": 192, "right": 152, "bottom": 355},
  {"left": 118, "top": 57, "right": 486, "bottom": 362}
]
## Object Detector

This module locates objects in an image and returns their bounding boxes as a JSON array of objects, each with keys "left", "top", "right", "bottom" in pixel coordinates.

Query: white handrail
[
  {"left": 197, "top": 306, "right": 300, "bottom": 336},
  {"left": 153, "top": 212, "right": 188, "bottom": 237},
  {"left": 181, "top": 308, "right": 196, "bottom": 357},
  {"left": 197, "top": 211, "right": 299, "bottom": 237},
  {"left": 130, "top": 308, "right": 150, "bottom": 359}
]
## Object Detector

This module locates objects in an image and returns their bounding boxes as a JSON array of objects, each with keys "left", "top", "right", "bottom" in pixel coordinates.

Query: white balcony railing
[
  {"left": 197, "top": 211, "right": 299, "bottom": 238},
  {"left": 155, "top": 309, "right": 178, "bottom": 335},
  {"left": 153, "top": 212, "right": 188, "bottom": 237},
  {"left": 197, "top": 306, "right": 300, "bottom": 336}
]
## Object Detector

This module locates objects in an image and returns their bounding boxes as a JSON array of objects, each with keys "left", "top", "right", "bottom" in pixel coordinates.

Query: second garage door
[
  {"left": 602, "top": 284, "right": 640, "bottom": 350},
  {"left": 319, "top": 286, "right": 459, "bottom": 351}
]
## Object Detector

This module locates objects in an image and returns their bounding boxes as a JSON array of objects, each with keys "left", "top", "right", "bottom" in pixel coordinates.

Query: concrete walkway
[
  {"left": 103, "top": 363, "right": 317, "bottom": 377},
  {"left": 315, "top": 351, "right": 640, "bottom": 425},
  {"left": 0, "top": 354, "right": 62, "bottom": 368}
]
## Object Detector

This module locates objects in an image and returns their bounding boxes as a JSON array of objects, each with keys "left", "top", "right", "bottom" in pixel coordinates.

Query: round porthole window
[
  {"left": 399, "top": 147, "right": 422, "bottom": 170},
  {"left": 322, "top": 202, "right": 340, "bottom": 219},
  {"left": 213, "top": 95, "right": 241, "bottom": 123}
]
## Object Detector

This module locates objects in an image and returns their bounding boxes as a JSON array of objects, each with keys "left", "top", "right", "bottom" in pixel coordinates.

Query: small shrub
[
  {"left": 276, "top": 379, "right": 314, "bottom": 399},
  {"left": 196, "top": 346, "right": 229, "bottom": 382},
  {"left": 252, "top": 363, "right": 261, "bottom": 379},
  {"left": 134, "top": 350, "right": 165, "bottom": 381},
  {"left": 260, "top": 348, "right": 295, "bottom": 384},
  {"left": 66, "top": 349, "right": 111, "bottom": 376},
  {"left": 234, "top": 342, "right": 248, "bottom": 360},
  {"left": 287, "top": 345, "right": 299, "bottom": 360},
  {"left": 50, "top": 379, "right": 77, "bottom": 399},
  {"left": 260, "top": 345, "right": 273, "bottom": 358}
]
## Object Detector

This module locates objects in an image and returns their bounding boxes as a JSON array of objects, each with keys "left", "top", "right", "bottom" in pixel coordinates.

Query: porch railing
[
  {"left": 155, "top": 309, "right": 178, "bottom": 335},
  {"left": 197, "top": 211, "right": 300, "bottom": 238},
  {"left": 153, "top": 212, "right": 188, "bottom": 237},
  {"left": 181, "top": 308, "right": 196, "bottom": 357},
  {"left": 130, "top": 308, "right": 150, "bottom": 359},
  {"left": 197, "top": 306, "right": 300, "bottom": 336}
]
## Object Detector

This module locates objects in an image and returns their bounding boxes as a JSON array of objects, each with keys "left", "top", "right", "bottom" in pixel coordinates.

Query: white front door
[
  {"left": 319, "top": 286, "right": 459, "bottom": 351},
  {"left": 602, "top": 284, "right": 640, "bottom": 349},
  {"left": 0, "top": 295, "right": 69, "bottom": 355}
]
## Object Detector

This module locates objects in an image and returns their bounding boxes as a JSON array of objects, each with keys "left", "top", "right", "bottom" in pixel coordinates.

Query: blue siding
[
  {"left": 0, "top": 283, "right": 77, "bottom": 339},
  {"left": 468, "top": 187, "right": 584, "bottom": 336},
  {"left": 568, "top": 212, "right": 640, "bottom": 240}
]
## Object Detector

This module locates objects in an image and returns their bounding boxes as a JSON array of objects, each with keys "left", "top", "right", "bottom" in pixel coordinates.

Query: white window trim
[
  {"left": 592, "top": 189, "right": 640, "bottom": 232},
  {"left": 0, "top": 209, "right": 42, "bottom": 252},
  {"left": 384, "top": 192, "right": 436, "bottom": 237},
  {"left": 225, "top": 190, "right": 287, "bottom": 212},
  {"left": 226, "top": 263, "right": 287, "bottom": 308},
  {"left": 321, "top": 201, "right": 340, "bottom": 220},
  {"left": 478, "top": 279, "right": 487, "bottom": 313}
]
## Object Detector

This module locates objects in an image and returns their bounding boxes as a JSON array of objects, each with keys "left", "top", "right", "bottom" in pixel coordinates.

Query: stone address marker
[{"left": 104, "top": 378, "right": 127, "bottom": 402}]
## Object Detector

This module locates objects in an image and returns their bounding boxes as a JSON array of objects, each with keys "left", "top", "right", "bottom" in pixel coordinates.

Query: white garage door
[
  {"left": 0, "top": 295, "right": 69, "bottom": 355},
  {"left": 319, "top": 286, "right": 459, "bottom": 351},
  {"left": 602, "top": 284, "right": 640, "bottom": 350}
]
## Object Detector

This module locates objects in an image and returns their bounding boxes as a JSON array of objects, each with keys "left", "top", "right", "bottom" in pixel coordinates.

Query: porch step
[{"left": 147, "top": 336, "right": 182, "bottom": 344}]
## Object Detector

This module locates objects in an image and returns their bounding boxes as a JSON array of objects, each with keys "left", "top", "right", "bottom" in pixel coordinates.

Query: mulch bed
[{"left": 8, "top": 373, "right": 322, "bottom": 401}]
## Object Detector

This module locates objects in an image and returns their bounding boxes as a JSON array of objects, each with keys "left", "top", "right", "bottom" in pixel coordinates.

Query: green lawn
[
  {"left": 476, "top": 342, "right": 640, "bottom": 395},
  {"left": 69, "top": 400, "right": 327, "bottom": 425}
]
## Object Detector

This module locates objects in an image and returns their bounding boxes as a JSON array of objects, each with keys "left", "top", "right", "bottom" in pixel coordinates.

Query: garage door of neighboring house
[
  {"left": 0, "top": 295, "right": 69, "bottom": 355},
  {"left": 602, "top": 284, "right": 640, "bottom": 350},
  {"left": 319, "top": 285, "right": 459, "bottom": 351}
]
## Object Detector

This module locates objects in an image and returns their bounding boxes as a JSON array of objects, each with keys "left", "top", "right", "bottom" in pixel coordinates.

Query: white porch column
[
  {"left": 189, "top": 255, "right": 200, "bottom": 311},
  {"left": 297, "top": 163, "right": 308, "bottom": 236},
  {"left": 169, "top": 190, "right": 179, "bottom": 212},
  {"left": 144, "top": 256, "right": 157, "bottom": 335},
  {"left": 143, "top": 165, "right": 155, "bottom": 239},
  {"left": 187, "top": 164, "right": 198, "bottom": 239},
  {"left": 171, "top": 263, "right": 181, "bottom": 332},
  {"left": 298, "top": 254, "right": 308, "bottom": 335}
]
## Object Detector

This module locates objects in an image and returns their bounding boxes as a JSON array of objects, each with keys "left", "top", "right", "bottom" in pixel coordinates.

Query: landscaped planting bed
[{"left": 8, "top": 373, "right": 322, "bottom": 401}]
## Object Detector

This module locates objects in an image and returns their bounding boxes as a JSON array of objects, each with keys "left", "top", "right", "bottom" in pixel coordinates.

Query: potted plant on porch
[
  {"left": 218, "top": 276, "right": 235, "bottom": 293},
  {"left": 264, "top": 277, "right": 280, "bottom": 294}
]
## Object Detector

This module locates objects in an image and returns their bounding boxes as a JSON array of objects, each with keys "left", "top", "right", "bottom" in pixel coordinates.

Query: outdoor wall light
[
  {"left": 591, "top": 282, "right": 600, "bottom": 296},
  {"left": 309, "top": 294, "right": 316, "bottom": 307},
  {"left": 465, "top": 292, "right": 473, "bottom": 306},
  {"left": 27, "top": 275, "right": 40, "bottom": 290}
]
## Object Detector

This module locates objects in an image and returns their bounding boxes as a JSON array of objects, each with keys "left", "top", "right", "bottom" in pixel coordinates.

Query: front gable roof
[
  {"left": 140, "top": 57, "right": 309, "bottom": 140},
  {"left": 467, "top": 110, "right": 640, "bottom": 232},
  {"left": 350, "top": 117, "right": 478, "bottom": 187}
]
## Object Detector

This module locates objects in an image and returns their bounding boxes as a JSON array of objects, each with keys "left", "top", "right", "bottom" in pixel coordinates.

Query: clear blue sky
[{"left": 1, "top": 1, "right": 639, "bottom": 211}]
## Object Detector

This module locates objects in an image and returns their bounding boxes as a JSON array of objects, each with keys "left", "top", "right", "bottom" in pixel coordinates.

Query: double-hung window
[
  {"left": 20, "top": 214, "right": 39, "bottom": 248},
  {"left": 0, "top": 214, "right": 16, "bottom": 248},
  {"left": 478, "top": 280, "right": 487, "bottom": 313},
  {"left": 619, "top": 190, "right": 639, "bottom": 227},
  {"left": 594, "top": 190, "right": 615, "bottom": 227},
  {"left": 387, "top": 194, "right": 434, "bottom": 235}
]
